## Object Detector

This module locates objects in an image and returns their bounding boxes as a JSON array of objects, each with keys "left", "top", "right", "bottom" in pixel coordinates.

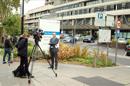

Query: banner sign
[{"left": 39, "top": 19, "right": 60, "bottom": 54}]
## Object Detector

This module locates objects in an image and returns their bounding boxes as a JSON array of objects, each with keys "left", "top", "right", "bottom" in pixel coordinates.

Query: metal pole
[
  {"left": 61, "top": 14, "right": 63, "bottom": 33},
  {"left": 115, "top": 4, "right": 118, "bottom": 65},
  {"left": 21, "top": 0, "right": 24, "bottom": 34},
  {"left": 73, "top": 19, "right": 76, "bottom": 44}
]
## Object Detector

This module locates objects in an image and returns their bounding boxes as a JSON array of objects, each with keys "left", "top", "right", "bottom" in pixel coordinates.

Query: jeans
[{"left": 3, "top": 48, "right": 11, "bottom": 62}]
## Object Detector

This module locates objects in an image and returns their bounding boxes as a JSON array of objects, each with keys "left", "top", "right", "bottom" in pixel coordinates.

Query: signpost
[
  {"left": 39, "top": 19, "right": 60, "bottom": 54},
  {"left": 95, "top": 12, "right": 114, "bottom": 67},
  {"left": 115, "top": 19, "right": 121, "bottom": 65},
  {"left": 94, "top": 12, "right": 106, "bottom": 67}
]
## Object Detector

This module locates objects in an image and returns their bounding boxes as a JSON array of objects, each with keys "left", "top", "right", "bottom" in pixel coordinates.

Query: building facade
[{"left": 25, "top": 0, "right": 130, "bottom": 38}]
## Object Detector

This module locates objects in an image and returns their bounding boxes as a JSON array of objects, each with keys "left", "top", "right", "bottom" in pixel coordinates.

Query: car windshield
[
  {"left": 118, "top": 38, "right": 125, "bottom": 41},
  {"left": 85, "top": 36, "right": 91, "bottom": 39}
]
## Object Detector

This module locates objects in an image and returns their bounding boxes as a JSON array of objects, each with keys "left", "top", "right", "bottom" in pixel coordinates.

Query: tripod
[{"left": 28, "top": 42, "right": 57, "bottom": 84}]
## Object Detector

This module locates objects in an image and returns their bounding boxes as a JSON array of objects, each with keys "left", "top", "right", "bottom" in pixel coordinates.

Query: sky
[{"left": 24, "top": 0, "right": 45, "bottom": 14}]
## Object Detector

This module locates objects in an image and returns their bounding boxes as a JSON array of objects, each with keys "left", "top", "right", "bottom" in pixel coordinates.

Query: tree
[{"left": 2, "top": 14, "right": 21, "bottom": 36}]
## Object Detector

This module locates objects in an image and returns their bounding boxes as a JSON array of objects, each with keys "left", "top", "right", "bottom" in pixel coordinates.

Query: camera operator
[
  {"left": 49, "top": 33, "right": 59, "bottom": 70},
  {"left": 13, "top": 33, "right": 33, "bottom": 78}
]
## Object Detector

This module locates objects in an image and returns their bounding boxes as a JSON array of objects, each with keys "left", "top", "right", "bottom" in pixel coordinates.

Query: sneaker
[{"left": 3, "top": 62, "right": 6, "bottom": 64}]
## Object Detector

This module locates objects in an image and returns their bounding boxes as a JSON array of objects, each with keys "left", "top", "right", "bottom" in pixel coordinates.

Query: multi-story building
[{"left": 25, "top": 0, "right": 130, "bottom": 39}]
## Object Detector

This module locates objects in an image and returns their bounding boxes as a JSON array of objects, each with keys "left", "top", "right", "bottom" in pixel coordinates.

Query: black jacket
[
  {"left": 17, "top": 37, "right": 28, "bottom": 57},
  {"left": 4, "top": 39, "right": 12, "bottom": 49}
]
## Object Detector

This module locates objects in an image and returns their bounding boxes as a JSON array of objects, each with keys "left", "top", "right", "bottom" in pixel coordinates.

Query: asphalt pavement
[{"left": 0, "top": 60, "right": 130, "bottom": 86}]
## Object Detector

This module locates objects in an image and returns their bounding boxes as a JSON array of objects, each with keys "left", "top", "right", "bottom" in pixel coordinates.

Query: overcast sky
[{"left": 24, "top": 0, "right": 45, "bottom": 13}]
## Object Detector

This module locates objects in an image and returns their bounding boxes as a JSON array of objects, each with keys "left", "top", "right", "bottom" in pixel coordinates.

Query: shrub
[
  {"left": 127, "top": 39, "right": 130, "bottom": 44},
  {"left": 80, "top": 47, "right": 90, "bottom": 58},
  {"left": 73, "top": 44, "right": 80, "bottom": 57},
  {"left": 58, "top": 43, "right": 75, "bottom": 60},
  {"left": 50, "top": 43, "right": 113, "bottom": 67}
]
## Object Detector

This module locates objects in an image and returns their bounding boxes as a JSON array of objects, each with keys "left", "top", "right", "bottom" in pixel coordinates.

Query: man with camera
[
  {"left": 49, "top": 33, "right": 59, "bottom": 70},
  {"left": 13, "top": 33, "right": 33, "bottom": 78}
]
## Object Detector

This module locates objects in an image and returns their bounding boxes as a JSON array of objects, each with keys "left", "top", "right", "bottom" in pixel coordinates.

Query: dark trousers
[
  {"left": 3, "top": 48, "right": 11, "bottom": 62},
  {"left": 13, "top": 56, "right": 30, "bottom": 77},
  {"left": 50, "top": 48, "right": 58, "bottom": 69}
]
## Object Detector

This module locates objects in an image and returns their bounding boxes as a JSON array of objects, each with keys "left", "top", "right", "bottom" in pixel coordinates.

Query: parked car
[
  {"left": 118, "top": 38, "right": 126, "bottom": 44},
  {"left": 126, "top": 45, "right": 130, "bottom": 56},
  {"left": 63, "top": 37, "right": 77, "bottom": 43},
  {"left": 83, "top": 36, "right": 94, "bottom": 43}
]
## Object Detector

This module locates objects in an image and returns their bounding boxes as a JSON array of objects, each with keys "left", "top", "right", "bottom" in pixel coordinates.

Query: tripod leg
[
  {"left": 37, "top": 45, "right": 57, "bottom": 77},
  {"left": 28, "top": 45, "right": 36, "bottom": 66},
  {"left": 28, "top": 45, "right": 37, "bottom": 84},
  {"left": 37, "top": 45, "right": 51, "bottom": 65}
]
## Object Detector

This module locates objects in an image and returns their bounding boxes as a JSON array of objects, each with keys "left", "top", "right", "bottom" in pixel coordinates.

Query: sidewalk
[{"left": 0, "top": 58, "right": 130, "bottom": 86}]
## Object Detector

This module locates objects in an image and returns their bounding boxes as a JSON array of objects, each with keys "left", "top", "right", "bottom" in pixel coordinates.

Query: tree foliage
[
  {"left": 2, "top": 14, "right": 21, "bottom": 36},
  {"left": 0, "top": 0, "right": 20, "bottom": 22}
]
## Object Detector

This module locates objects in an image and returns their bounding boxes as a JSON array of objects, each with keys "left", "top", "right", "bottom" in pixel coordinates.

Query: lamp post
[{"left": 21, "top": 0, "right": 24, "bottom": 34}]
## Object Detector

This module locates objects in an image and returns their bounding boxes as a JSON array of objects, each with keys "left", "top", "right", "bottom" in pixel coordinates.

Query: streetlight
[{"left": 21, "top": 0, "right": 24, "bottom": 34}]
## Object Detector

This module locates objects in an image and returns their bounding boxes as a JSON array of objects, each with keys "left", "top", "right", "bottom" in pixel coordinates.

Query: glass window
[
  {"left": 84, "top": 9, "right": 88, "bottom": 14},
  {"left": 75, "top": 10, "right": 78, "bottom": 15},
  {"left": 107, "top": 5, "right": 114, "bottom": 11},
  {"left": 125, "top": 2, "right": 130, "bottom": 9},
  {"left": 94, "top": 7, "right": 100, "bottom": 12},
  {"left": 79, "top": 10, "right": 83, "bottom": 14},
  {"left": 117, "top": 3, "right": 122, "bottom": 10},
  {"left": 84, "top": 2, "right": 87, "bottom": 6},
  {"left": 89, "top": 8, "right": 91, "bottom": 13},
  {"left": 127, "top": 33, "right": 130, "bottom": 38},
  {"left": 122, "top": 3, "right": 126, "bottom": 9}
]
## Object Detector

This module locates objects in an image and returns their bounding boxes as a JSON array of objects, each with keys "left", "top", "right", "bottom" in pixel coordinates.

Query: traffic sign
[
  {"left": 98, "top": 29, "right": 111, "bottom": 43},
  {"left": 95, "top": 12, "right": 106, "bottom": 27},
  {"left": 115, "top": 30, "right": 120, "bottom": 38},
  {"left": 116, "top": 20, "right": 121, "bottom": 29},
  {"left": 106, "top": 15, "right": 114, "bottom": 27}
]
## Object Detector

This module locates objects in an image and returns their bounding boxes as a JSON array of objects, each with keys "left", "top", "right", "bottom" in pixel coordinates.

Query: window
[
  {"left": 75, "top": 10, "right": 78, "bottom": 15},
  {"left": 94, "top": 7, "right": 100, "bottom": 12},
  {"left": 117, "top": 3, "right": 122, "bottom": 10},
  {"left": 83, "top": 9, "right": 88, "bottom": 14},
  {"left": 125, "top": 2, "right": 130, "bottom": 9},
  {"left": 107, "top": 5, "right": 115, "bottom": 11},
  {"left": 84, "top": 2, "right": 87, "bottom": 6},
  {"left": 89, "top": 8, "right": 91, "bottom": 13},
  {"left": 79, "top": 10, "right": 83, "bottom": 14}
]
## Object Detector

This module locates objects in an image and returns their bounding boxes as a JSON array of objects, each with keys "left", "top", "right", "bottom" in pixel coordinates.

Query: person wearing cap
[
  {"left": 49, "top": 33, "right": 59, "bottom": 70},
  {"left": 2, "top": 35, "right": 12, "bottom": 64}
]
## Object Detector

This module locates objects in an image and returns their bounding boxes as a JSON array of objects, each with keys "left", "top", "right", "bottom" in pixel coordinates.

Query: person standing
[
  {"left": 49, "top": 33, "right": 59, "bottom": 70},
  {"left": 3, "top": 35, "right": 12, "bottom": 64},
  {"left": 13, "top": 34, "right": 33, "bottom": 78}
]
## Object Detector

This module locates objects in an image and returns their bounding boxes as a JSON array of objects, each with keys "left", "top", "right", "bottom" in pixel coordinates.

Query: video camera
[{"left": 32, "top": 28, "right": 44, "bottom": 45}]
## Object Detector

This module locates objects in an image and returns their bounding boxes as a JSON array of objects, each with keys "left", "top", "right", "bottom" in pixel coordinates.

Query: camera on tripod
[{"left": 32, "top": 28, "right": 44, "bottom": 45}]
